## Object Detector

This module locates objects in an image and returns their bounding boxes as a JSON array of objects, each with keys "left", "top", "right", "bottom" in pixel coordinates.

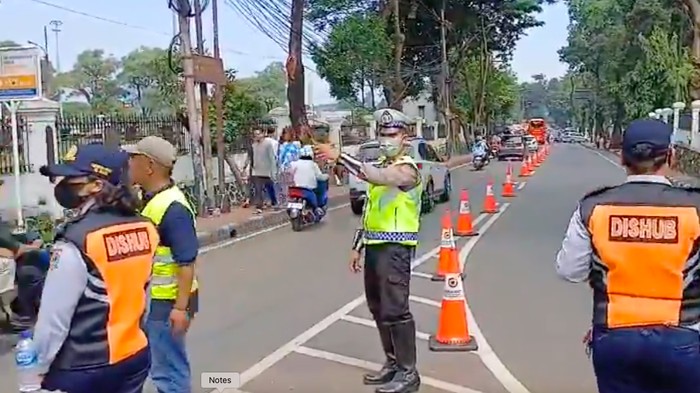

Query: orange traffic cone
[
  {"left": 482, "top": 180, "right": 498, "bottom": 214},
  {"left": 428, "top": 271, "right": 478, "bottom": 352},
  {"left": 518, "top": 158, "right": 530, "bottom": 177},
  {"left": 455, "top": 190, "right": 478, "bottom": 237},
  {"left": 502, "top": 164, "right": 516, "bottom": 197},
  {"left": 533, "top": 150, "right": 541, "bottom": 167},
  {"left": 526, "top": 155, "right": 535, "bottom": 174},
  {"left": 432, "top": 210, "right": 463, "bottom": 281}
]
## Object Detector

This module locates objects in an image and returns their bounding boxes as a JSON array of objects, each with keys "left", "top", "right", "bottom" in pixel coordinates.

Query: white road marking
[
  {"left": 517, "top": 181, "right": 526, "bottom": 190},
  {"left": 586, "top": 146, "right": 623, "bottom": 169},
  {"left": 340, "top": 314, "right": 431, "bottom": 341},
  {"left": 294, "top": 346, "right": 485, "bottom": 393},
  {"left": 410, "top": 271, "right": 434, "bottom": 280},
  {"left": 456, "top": 203, "right": 533, "bottom": 393},
  {"left": 236, "top": 211, "right": 503, "bottom": 388}
]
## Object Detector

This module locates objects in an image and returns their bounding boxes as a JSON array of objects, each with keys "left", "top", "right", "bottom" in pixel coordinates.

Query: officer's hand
[
  {"left": 350, "top": 250, "right": 362, "bottom": 273},
  {"left": 314, "top": 144, "right": 339, "bottom": 161},
  {"left": 169, "top": 308, "right": 190, "bottom": 335}
]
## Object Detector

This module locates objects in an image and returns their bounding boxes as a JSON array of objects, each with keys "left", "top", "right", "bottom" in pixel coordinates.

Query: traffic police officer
[
  {"left": 125, "top": 136, "right": 199, "bottom": 393},
  {"left": 315, "top": 108, "right": 421, "bottom": 393},
  {"left": 35, "top": 144, "right": 158, "bottom": 393},
  {"left": 555, "top": 119, "right": 700, "bottom": 393}
]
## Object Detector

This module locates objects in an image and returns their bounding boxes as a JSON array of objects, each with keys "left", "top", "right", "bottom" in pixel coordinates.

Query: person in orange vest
[
  {"left": 555, "top": 119, "right": 700, "bottom": 393},
  {"left": 34, "top": 144, "right": 158, "bottom": 393}
]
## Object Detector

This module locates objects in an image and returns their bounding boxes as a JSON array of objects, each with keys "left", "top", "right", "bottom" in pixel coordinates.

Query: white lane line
[
  {"left": 237, "top": 212, "right": 494, "bottom": 387},
  {"left": 456, "top": 203, "right": 533, "bottom": 393},
  {"left": 410, "top": 271, "right": 434, "bottom": 280},
  {"left": 340, "top": 314, "right": 431, "bottom": 341},
  {"left": 294, "top": 346, "right": 485, "bottom": 393},
  {"left": 517, "top": 181, "right": 526, "bottom": 190},
  {"left": 586, "top": 146, "right": 623, "bottom": 169},
  {"left": 409, "top": 295, "right": 441, "bottom": 308}
]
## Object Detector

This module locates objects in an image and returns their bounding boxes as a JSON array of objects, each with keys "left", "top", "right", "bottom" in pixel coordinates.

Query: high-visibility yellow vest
[
  {"left": 363, "top": 155, "right": 421, "bottom": 246},
  {"left": 141, "top": 185, "right": 199, "bottom": 300}
]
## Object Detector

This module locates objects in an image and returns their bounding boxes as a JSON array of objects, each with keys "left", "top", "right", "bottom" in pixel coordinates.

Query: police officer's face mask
[{"left": 378, "top": 132, "right": 405, "bottom": 157}]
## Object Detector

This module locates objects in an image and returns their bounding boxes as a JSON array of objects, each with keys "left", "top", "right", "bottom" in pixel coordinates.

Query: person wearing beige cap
[{"left": 124, "top": 136, "right": 199, "bottom": 393}]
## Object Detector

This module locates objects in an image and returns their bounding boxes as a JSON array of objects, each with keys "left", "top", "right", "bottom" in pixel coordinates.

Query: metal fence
[
  {"left": 55, "top": 114, "right": 190, "bottom": 161},
  {"left": 0, "top": 115, "right": 31, "bottom": 175}
]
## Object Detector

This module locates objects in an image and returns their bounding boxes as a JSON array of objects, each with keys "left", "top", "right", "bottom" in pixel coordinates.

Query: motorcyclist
[
  {"left": 289, "top": 145, "right": 329, "bottom": 218},
  {"left": 472, "top": 136, "right": 489, "bottom": 163}
]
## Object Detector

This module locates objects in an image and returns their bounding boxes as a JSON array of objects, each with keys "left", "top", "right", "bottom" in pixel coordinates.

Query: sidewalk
[{"left": 195, "top": 154, "right": 472, "bottom": 247}]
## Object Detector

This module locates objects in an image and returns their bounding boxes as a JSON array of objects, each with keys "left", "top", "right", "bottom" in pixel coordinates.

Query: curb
[
  {"left": 196, "top": 153, "right": 473, "bottom": 247},
  {"left": 581, "top": 144, "right": 700, "bottom": 188},
  {"left": 196, "top": 193, "right": 348, "bottom": 247}
]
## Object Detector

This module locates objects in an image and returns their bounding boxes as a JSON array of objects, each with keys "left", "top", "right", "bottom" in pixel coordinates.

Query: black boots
[
  {"left": 363, "top": 323, "right": 397, "bottom": 385},
  {"left": 375, "top": 319, "right": 420, "bottom": 393}
]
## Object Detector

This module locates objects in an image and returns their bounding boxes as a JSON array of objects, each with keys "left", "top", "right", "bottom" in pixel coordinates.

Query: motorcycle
[
  {"left": 286, "top": 180, "right": 329, "bottom": 232},
  {"left": 472, "top": 153, "right": 488, "bottom": 171}
]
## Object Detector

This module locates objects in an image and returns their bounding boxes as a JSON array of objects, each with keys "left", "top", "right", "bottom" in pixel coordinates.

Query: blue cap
[
  {"left": 39, "top": 144, "right": 128, "bottom": 185},
  {"left": 622, "top": 119, "right": 672, "bottom": 158}
]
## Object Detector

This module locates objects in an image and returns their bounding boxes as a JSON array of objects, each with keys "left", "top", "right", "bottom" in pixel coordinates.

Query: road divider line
[
  {"left": 456, "top": 202, "right": 532, "bottom": 393},
  {"left": 341, "top": 315, "right": 431, "bottom": 341},
  {"left": 294, "top": 346, "right": 485, "bottom": 393},
  {"left": 517, "top": 181, "right": 526, "bottom": 190},
  {"left": 411, "top": 271, "right": 434, "bottom": 280},
  {"left": 236, "top": 211, "right": 492, "bottom": 388},
  {"left": 586, "top": 146, "right": 623, "bottom": 169}
]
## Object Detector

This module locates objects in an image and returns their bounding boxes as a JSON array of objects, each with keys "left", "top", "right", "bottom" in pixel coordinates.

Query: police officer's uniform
[
  {"left": 343, "top": 109, "right": 421, "bottom": 393},
  {"left": 34, "top": 144, "right": 159, "bottom": 393},
  {"left": 556, "top": 119, "right": 700, "bottom": 393}
]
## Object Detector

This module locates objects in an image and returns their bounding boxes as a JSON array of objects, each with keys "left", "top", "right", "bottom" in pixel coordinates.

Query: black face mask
[{"left": 54, "top": 180, "right": 86, "bottom": 209}]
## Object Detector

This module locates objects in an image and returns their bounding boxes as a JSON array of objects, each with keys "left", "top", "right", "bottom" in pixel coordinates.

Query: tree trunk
[
  {"left": 388, "top": 0, "right": 405, "bottom": 110},
  {"left": 286, "top": 0, "right": 308, "bottom": 130}
]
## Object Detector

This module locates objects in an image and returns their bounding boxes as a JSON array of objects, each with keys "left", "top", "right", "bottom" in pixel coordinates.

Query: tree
[
  {"left": 237, "top": 62, "right": 287, "bottom": 111},
  {"left": 311, "top": 14, "right": 391, "bottom": 105},
  {"left": 55, "top": 49, "right": 124, "bottom": 113},
  {"left": 118, "top": 47, "right": 172, "bottom": 113}
]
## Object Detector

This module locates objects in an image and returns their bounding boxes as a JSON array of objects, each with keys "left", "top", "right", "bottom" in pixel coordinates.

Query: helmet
[{"left": 300, "top": 145, "right": 314, "bottom": 159}]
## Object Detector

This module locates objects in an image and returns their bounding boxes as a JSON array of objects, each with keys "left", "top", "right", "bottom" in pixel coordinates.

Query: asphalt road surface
[{"left": 0, "top": 144, "right": 625, "bottom": 393}]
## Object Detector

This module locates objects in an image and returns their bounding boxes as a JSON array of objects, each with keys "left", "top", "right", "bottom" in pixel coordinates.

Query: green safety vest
[
  {"left": 363, "top": 155, "right": 421, "bottom": 246},
  {"left": 141, "top": 185, "right": 199, "bottom": 300}
]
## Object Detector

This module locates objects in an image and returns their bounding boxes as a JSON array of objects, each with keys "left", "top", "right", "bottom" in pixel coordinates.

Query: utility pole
[
  {"left": 176, "top": 8, "right": 207, "bottom": 214},
  {"left": 193, "top": 0, "right": 215, "bottom": 211},
  {"left": 439, "top": 0, "right": 453, "bottom": 154},
  {"left": 49, "top": 20, "right": 62, "bottom": 71},
  {"left": 211, "top": 0, "right": 228, "bottom": 211}
]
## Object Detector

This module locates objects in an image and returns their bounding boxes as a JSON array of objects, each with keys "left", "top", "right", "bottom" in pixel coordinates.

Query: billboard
[{"left": 0, "top": 46, "right": 42, "bottom": 101}]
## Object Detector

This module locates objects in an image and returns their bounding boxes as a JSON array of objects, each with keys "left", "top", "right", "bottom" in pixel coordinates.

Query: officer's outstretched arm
[
  {"left": 338, "top": 152, "right": 418, "bottom": 188},
  {"left": 33, "top": 242, "right": 88, "bottom": 374},
  {"left": 555, "top": 205, "right": 593, "bottom": 283}
]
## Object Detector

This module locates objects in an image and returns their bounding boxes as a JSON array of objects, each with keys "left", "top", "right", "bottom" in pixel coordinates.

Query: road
[{"left": 0, "top": 144, "right": 624, "bottom": 393}]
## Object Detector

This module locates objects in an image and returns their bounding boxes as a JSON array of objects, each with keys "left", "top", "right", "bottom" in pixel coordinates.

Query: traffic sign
[{"left": 0, "top": 46, "right": 42, "bottom": 101}]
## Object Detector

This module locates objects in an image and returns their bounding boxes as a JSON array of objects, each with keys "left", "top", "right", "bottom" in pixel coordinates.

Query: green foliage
[
  {"left": 236, "top": 62, "right": 287, "bottom": 111},
  {"left": 209, "top": 75, "right": 268, "bottom": 145}
]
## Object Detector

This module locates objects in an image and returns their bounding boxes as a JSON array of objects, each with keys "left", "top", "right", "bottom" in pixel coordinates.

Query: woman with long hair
[{"left": 277, "top": 127, "right": 302, "bottom": 205}]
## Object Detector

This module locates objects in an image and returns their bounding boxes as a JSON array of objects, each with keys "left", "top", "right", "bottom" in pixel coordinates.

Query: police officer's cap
[
  {"left": 374, "top": 108, "right": 412, "bottom": 135},
  {"left": 622, "top": 119, "right": 672, "bottom": 160},
  {"left": 39, "top": 144, "right": 128, "bottom": 185}
]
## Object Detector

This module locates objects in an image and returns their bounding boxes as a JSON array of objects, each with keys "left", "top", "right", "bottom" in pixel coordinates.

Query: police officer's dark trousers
[
  {"left": 363, "top": 243, "right": 420, "bottom": 393},
  {"left": 592, "top": 325, "right": 700, "bottom": 393}
]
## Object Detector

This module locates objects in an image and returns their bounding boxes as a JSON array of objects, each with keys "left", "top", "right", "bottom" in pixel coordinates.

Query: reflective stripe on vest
[
  {"left": 141, "top": 186, "right": 199, "bottom": 300},
  {"left": 363, "top": 155, "right": 421, "bottom": 246}
]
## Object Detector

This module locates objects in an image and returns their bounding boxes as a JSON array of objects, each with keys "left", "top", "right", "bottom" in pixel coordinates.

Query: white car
[
  {"left": 348, "top": 138, "right": 452, "bottom": 215},
  {"left": 524, "top": 135, "right": 538, "bottom": 152}
]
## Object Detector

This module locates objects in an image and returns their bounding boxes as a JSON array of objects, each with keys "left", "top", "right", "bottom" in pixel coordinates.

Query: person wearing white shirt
[{"left": 290, "top": 146, "right": 329, "bottom": 210}]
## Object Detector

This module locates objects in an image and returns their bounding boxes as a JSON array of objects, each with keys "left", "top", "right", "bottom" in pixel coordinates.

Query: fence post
[
  {"left": 415, "top": 117, "right": 423, "bottom": 138},
  {"left": 673, "top": 102, "right": 686, "bottom": 143},
  {"left": 691, "top": 101, "right": 700, "bottom": 150}
]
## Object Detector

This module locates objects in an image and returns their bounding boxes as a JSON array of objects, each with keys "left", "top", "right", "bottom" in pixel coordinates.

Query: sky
[{"left": 0, "top": 0, "right": 569, "bottom": 105}]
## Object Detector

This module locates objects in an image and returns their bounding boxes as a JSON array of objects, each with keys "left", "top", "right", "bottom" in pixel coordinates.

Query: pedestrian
[
  {"left": 315, "top": 108, "right": 421, "bottom": 393},
  {"left": 124, "top": 136, "right": 199, "bottom": 393},
  {"left": 35, "top": 144, "right": 158, "bottom": 393},
  {"left": 250, "top": 129, "right": 278, "bottom": 214},
  {"left": 277, "top": 127, "right": 301, "bottom": 205},
  {"left": 555, "top": 118, "right": 700, "bottom": 393},
  {"left": 264, "top": 128, "right": 280, "bottom": 207}
]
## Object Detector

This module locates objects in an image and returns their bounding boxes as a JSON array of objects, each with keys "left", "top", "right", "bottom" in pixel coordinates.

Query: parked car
[
  {"left": 496, "top": 134, "right": 527, "bottom": 161},
  {"left": 348, "top": 138, "right": 452, "bottom": 215},
  {"left": 524, "top": 135, "right": 538, "bottom": 152},
  {"left": 560, "top": 132, "right": 589, "bottom": 144}
]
